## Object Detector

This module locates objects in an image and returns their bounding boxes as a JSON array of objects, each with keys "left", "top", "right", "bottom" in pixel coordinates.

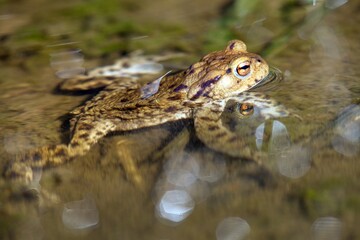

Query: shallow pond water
[{"left": 0, "top": 0, "right": 359, "bottom": 239}]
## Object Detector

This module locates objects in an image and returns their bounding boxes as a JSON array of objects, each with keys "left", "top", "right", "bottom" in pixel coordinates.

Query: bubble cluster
[
  {"left": 258, "top": 120, "right": 312, "bottom": 179},
  {"left": 154, "top": 151, "right": 226, "bottom": 223}
]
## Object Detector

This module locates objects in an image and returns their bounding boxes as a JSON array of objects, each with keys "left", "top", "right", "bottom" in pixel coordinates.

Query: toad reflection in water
[{"left": 5, "top": 40, "right": 290, "bottom": 181}]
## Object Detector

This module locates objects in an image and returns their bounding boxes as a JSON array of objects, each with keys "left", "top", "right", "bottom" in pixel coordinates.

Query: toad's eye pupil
[
  {"left": 240, "top": 65, "right": 249, "bottom": 70},
  {"left": 236, "top": 61, "right": 251, "bottom": 77}
]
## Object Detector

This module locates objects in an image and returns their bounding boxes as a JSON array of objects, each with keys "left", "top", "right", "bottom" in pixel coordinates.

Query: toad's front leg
[{"left": 194, "top": 99, "right": 255, "bottom": 158}]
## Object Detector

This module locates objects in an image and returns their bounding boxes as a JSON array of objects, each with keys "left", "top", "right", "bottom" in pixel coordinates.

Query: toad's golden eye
[
  {"left": 239, "top": 103, "right": 254, "bottom": 116},
  {"left": 236, "top": 61, "right": 251, "bottom": 77}
]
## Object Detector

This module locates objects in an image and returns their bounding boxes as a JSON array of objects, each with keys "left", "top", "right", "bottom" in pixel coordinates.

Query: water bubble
[
  {"left": 164, "top": 153, "right": 200, "bottom": 187},
  {"left": 276, "top": 145, "right": 312, "bottom": 179},
  {"left": 332, "top": 135, "right": 359, "bottom": 157},
  {"left": 156, "top": 190, "right": 195, "bottom": 223},
  {"left": 166, "top": 168, "right": 198, "bottom": 188},
  {"left": 332, "top": 105, "right": 360, "bottom": 157},
  {"left": 269, "top": 120, "right": 291, "bottom": 152},
  {"left": 334, "top": 105, "right": 360, "bottom": 142},
  {"left": 216, "top": 217, "right": 250, "bottom": 240},
  {"left": 185, "top": 180, "right": 211, "bottom": 203},
  {"left": 312, "top": 217, "right": 342, "bottom": 240},
  {"left": 255, "top": 122, "right": 265, "bottom": 150},
  {"left": 195, "top": 158, "right": 226, "bottom": 183},
  {"left": 267, "top": 120, "right": 311, "bottom": 178},
  {"left": 62, "top": 196, "right": 99, "bottom": 230}
]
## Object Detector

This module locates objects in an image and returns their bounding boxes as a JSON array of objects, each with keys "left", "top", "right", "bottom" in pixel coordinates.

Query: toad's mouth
[{"left": 249, "top": 66, "right": 283, "bottom": 92}]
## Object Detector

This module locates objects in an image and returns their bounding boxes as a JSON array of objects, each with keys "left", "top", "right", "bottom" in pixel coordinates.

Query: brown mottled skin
[{"left": 5, "top": 40, "right": 279, "bottom": 181}]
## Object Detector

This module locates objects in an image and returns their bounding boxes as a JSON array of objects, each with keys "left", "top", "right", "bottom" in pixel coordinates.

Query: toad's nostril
[{"left": 256, "top": 58, "right": 262, "bottom": 63}]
